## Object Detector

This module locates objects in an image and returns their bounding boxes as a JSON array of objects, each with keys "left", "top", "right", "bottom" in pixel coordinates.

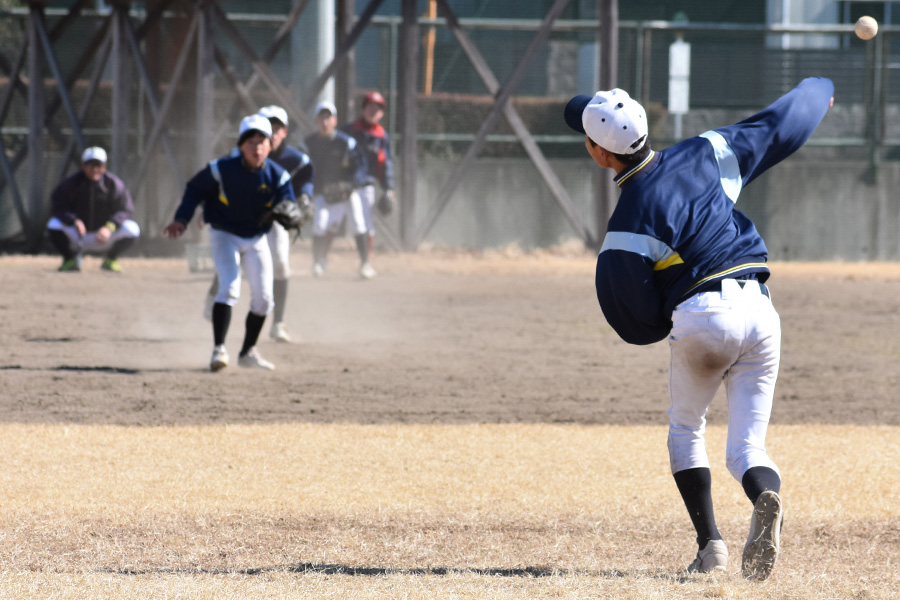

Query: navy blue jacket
[
  {"left": 343, "top": 118, "right": 394, "bottom": 190},
  {"left": 303, "top": 131, "right": 368, "bottom": 190},
  {"left": 174, "top": 155, "right": 295, "bottom": 238},
  {"left": 595, "top": 77, "right": 834, "bottom": 345},
  {"left": 271, "top": 143, "right": 314, "bottom": 199}
]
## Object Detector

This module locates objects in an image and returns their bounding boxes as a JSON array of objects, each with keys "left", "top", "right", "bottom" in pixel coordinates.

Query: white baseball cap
[
  {"left": 315, "top": 101, "right": 337, "bottom": 118},
  {"left": 81, "top": 146, "right": 107, "bottom": 164},
  {"left": 238, "top": 114, "right": 273, "bottom": 142},
  {"left": 564, "top": 89, "right": 648, "bottom": 155},
  {"left": 258, "top": 105, "right": 288, "bottom": 127}
]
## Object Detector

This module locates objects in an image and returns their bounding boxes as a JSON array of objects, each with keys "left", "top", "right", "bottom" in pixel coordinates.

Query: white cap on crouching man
[
  {"left": 238, "top": 113, "right": 273, "bottom": 145},
  {"left": 81, "top": 146, "right": 107, "bottom": 164},
  {"left": 564, "top": 89, "right": 648, "bottom": 155}
]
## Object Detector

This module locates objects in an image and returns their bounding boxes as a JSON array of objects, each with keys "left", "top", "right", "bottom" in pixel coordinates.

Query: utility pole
[{"left": 594, "top": 0, "right": 618, "bottom": 248}]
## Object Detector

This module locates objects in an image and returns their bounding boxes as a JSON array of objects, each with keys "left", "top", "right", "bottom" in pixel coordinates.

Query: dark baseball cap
[{"left": 564, "top": 94, "right": 592, "bottom": 135}]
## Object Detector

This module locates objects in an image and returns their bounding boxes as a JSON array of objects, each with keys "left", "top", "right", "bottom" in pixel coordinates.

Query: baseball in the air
[{"left": 855, "top": 16, "right": 878, "bottom": 40}]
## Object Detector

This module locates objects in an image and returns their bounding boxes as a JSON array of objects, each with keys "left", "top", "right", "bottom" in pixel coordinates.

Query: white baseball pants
[
  {"left": 266, "top": 221, "right": 291, "bottom": 279},
  {"left": 311, "top": 191, "right": 367, "bottom": 237},
  {"left": 667, "top": 278, "right": 781, "bottom": 482},
  {"left": 209, "top": 227, "right": 273, "bottom": 316},
  {"left": 358, "top": 184, "right": 377, "bottom": 234}
]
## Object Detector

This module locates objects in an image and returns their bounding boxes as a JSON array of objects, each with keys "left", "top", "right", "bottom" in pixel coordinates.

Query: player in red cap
[{"left": 342, "top": 91, "right": 395, "bottom": 279}]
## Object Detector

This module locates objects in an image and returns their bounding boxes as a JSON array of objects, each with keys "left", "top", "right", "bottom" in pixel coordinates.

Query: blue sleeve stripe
[
  {"left": 278, "top": 169, "right": 291, "bottom": 188},
  {"left": 699, "top": 130, "right": 742, "bottom": 203},
  {"left": 600, "top": 231, "right": 683, "bottom": 270}
]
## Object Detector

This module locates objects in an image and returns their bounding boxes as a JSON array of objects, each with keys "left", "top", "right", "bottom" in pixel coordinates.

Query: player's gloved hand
[
  {"left": 322, "top": 182, "right": 354, "bottom": 204},
  {"left": 260, "top": 199, "right": 303, "bottom": 229},
  {"left": 377, "top": 189, "right": 396, "bottom": 216}
]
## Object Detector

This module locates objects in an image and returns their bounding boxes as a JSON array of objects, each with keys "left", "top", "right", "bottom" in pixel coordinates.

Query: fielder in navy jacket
[
  {"left": 173, "top": 154, "right": 294, "bottom": 238},
  {"left": 592, "top": 77, "right": 835, "bottom": 345},
  {"left": 565, "top": 77, "right": 834, "bottom": 580}
]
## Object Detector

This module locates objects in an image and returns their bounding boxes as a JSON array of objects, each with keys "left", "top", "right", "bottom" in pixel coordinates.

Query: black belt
[{"left": 702, "top": 278, "right": 770, "bottom": 298}]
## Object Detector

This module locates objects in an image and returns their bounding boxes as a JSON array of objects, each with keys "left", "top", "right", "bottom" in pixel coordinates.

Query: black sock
[
  {"left": 212, "top": 302, "right": 231, "bottom": 346},
  {"left": 272, "top": 279, "right": 288, "bottom": 323},
  {"left": 355, "top": 234, "right": 369, "bottom": 264},
  {"left": 240, "top": 312, "right": 266, "bottom": 356},
  {"left": 48, "top": 229, "right": 78, "bottom": 260},
  {"left": 312, "top": 235, "right": 326, "bottom": 265},
  {"left": 741, "top": 466, "right": 781, "bottom": 504},
  {"left": 673, "top": 467, "right": 721, "bottom": 549}
]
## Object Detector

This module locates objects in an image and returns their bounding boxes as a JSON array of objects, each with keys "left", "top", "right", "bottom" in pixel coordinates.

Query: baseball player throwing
[
  {"left": 164, "top": 114, "right": 298, "bottom": 371},
  {"left": 565, "top": 77, "right": 834, "bottom": 579}
]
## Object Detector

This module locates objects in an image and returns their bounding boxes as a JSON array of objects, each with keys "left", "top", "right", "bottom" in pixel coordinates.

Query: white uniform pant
[
  {"left": 47, "top": 216, "right": 141, "bottom": 253},
  {"left": 311, "top": 191, "right": 367, "bottom": 237},
  {"left": 266, "top": 221, "right": 291, "bottom": 280},
  {"left": 667, "top": 278, "right": 781, "bottom": 482},
  {"left": 357, "top": 184, "right": 377, "bottom": 234},
  {"left": 209, "top": 227, "right": 273, "bottom": 316}
]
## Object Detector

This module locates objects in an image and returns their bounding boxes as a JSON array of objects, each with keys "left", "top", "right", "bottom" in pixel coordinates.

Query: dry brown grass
[{"left": 1, "top": 423, "right": 898, "bottom": 599}]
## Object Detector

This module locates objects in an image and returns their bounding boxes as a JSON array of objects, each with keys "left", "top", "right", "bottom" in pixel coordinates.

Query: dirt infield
[
  {"left": 2, "top": 243, "right": 900, "bottom": 427},
  {"left": 3, "top": 245, "right": 900, "bottom": 599}
]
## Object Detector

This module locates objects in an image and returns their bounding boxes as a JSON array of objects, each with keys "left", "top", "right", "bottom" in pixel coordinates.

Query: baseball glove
[
  {"left": 377, "top": 189, "right": 396, "bottom": 216},
  {"left": 322, "top": 181, "right": 354, "bottom": 205},
  {"left": 260, "top": 199, "right": 303, "bottom": 230}
]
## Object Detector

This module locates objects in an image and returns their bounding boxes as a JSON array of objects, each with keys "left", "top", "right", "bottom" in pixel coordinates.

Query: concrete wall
[{"left": 411, "top": 155, "right": 900, "bottom": 261}]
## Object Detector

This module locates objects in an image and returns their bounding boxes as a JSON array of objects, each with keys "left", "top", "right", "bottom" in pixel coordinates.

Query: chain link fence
[{"left": 1, "top": 8, "right": 897, "bottom": 250}]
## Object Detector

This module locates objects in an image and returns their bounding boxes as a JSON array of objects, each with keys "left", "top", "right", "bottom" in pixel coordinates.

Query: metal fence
[
  {"left": 1, "top": 7, "right": 897, "bottom": 248},
  {"left": 362, "top": 17, "right": 895, "bottom": 149}
]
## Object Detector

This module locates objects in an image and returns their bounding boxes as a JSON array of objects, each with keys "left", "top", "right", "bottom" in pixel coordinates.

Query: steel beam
[
  {"left": 212, "top": 0, "right": 313, "bottom": 145},
  {"left": 414, "top": 0, "right": 571, "bottom": 248},
  {"left": 120, "top": 9, "right": 186, "bottom": 187},
  {"left": 213, "top": 45, "right": 257, "bottom": 115},
  {"left": 0, "top": 13, "right": 114, "bottom": 209},
  {"left": 0, "top": 130, "right": 28, "bottom": 235},
  {"left": 209, "top": 1, "right": 315, "bottom": 133},
  {"left": 0, "top": 0, "right": 88, "bottom": 125},
  {"left": 594, "top": 0, "right": 618, "bottom": 247},
  {"left": 55, "top": 35, "right": 112, "bottom": 185},
  {"left": 197, "top": 0, "right": 216, "bottom": 166},
  {"left": 34, "top": 8, "right": 86, "bottom": 153},
  {"left": 111, "top": 6, "right": 132, "bottom": 173},
  {"left": 433, "top": 0, "right": 592, "bottom": 247},
  {"left": 335, "top": 0, "right": 355, "bottom": 119},
  {"left": 132, "top": 13, "right": 200, "bottom": 193},
  {"left": 27, "top": 4, "right": 46, "bottom": 251},
  {"left": 397, "top": 0, "right": 418, "bottom": 250}
]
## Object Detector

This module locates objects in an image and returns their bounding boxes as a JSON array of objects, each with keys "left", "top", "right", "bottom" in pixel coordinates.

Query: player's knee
[
  {"left": 121, "top": 220, "right": 141, "bottom": 238},
  {"left": 250, "top": 296, "right": 274, "bottom": 316}
]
